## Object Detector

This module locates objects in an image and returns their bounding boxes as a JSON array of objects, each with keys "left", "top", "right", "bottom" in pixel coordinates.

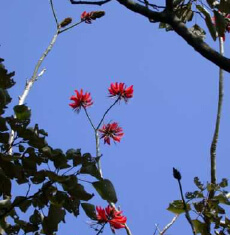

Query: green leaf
[
  {"left": 42, "top": 204, "right": 65, "bottom": 235},
  {"left": 14, "top": 105, "right": 31, "bottom": 120},
  {"left": 194, "top": 177, "right": 205, "bottom": 190},
  {"left": 196, "top": 5, "right": 216, "bottom": 41},
  {"left": 13, "top": 197, "right": 32, "bottom": 213},
  {"left": 189, "top": 24, "right": 206, "bottom": 40},
  {"left": 219, "top": 178, "right": 228, "bottom": 188},
  {"left": 218, "top": 0, "right": 230, "bottom": 14},
  {"left": 93, "top": 179, "right": 117, "bottom": 203},
  {"left": 167, "top": 200, "right": 190, "bottom": 214},
  {"left": 81, "top": 203, "right": 97, "bottom": 220},
  {"left": 29, "top": 209, "right": 42, "bottom": 225},
  {"left": 193, "top": 219, "right": 208, "bottom": 234},
  {"left": 0, "top": 117, "right": 8, "bottom": 131},
  {"left": 0, "top": 170, "right": 11, "bottom": 196},
  {"left": 214, "top": 10, "right": 227, "bottom": 37},
  {"left": 69, "top": 184, "right": 94, "bottom": 201},
  {"left": 214, "top": 194, "right": 230, "bottom": 205}
]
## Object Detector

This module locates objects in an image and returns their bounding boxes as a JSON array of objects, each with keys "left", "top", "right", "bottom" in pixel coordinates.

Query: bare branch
[
  {"left": 50, "top": 0, "right": 59, "bottom": 27},
  {"left": 159, "top": 214, "right": 179, "bottom": 235},
  {"left": 70, "top": 0, "right": 111, "bottom": 5},
  {"left": 209, "top": 37, "right": 224, "bottom": 198}
]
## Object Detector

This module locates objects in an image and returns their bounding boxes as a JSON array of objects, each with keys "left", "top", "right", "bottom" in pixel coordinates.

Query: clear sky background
[{"left": 1, "top": 1, "right": 230, "bottom": 234}]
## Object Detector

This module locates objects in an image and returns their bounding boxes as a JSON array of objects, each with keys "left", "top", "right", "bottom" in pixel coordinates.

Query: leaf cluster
[{"left": 0, "top": 59, "right": 118, "bottom": 234}]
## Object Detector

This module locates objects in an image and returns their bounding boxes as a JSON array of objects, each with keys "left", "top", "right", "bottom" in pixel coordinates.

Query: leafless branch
[
  {"left": 50, "top": 0, "right": 59, "bottom": 26},
  {"left": 70, "top": 0, "right": 111, "bottom": 5},
  {"left": 209, "top": 37, "right": 224, "bottom": 199},
  {"left": 159, "top": 214, "right": 179, "bottom": 235}
]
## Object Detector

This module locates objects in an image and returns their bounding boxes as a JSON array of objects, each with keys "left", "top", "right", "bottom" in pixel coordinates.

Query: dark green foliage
[
  {"left": 170, "top": 176, "right": 230, "bottom": 234},
  {"left": 93, "top": 179, "right": 118, "bottom": 203},
  {"left": 0, "top": 59, "right": 117, "bottom": 234}
]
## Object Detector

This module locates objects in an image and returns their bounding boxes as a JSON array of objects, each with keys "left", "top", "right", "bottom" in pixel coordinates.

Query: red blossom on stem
[
  {"left": 96, "top": 205, "right": 127, "bottom": 232},
  {"left": 69, "top": 89, "right": 93, "bottom": 112},
  {"left": 81, "top": 11, "right": 105, "bottom": 24},
  {"left": 109, "top": 82, "right": 133, "bottom": 102},
  {"left": 98, "top": 122, "right": 124, "bottom": 145}
]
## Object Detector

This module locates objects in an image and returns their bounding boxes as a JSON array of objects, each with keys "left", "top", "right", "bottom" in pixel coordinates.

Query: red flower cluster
[
  {"left": 69, "top": 89, "right": 93, "bottom": 112},
  {"left": 81, "top": 11, "right": 105, "bottom": 24},
  {"left": 109, "top": 82, "right": 133, "bottom": 102},
  {"left": 96, "top": 205, "right": 127, "bottom": 232},
  {"left": 99, "top": 122, "right": 124, "bottom": 145}
]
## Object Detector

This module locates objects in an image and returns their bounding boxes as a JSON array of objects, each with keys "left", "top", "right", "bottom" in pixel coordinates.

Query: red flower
[
  {"left": 96, "top": 205, "right": 127, "bottom": 232},
  {"left": 69, "top": 89, "right": 93, "bottom": 112},
  {"left": 108, "top": 82, "right": 133, "bottom": 102},
  {"left": 98, "top": 122, "right": 124, "bottom": 145},
  {"left": 81, "top": 11, "right": 105, "bottom": 24},
  {"left": 81, "top": 11, "right": 92, "bottom": 24}
]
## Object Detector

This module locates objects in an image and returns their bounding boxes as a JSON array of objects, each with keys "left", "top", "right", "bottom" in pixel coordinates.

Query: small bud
[
  {"left": 90, "top": 11, "right": 105, "bottom": 20},
  {"left": 59, "top": 17, "right": 72, "bottom": 28},
  {"left": 173, "top": 167, "right": 182, "bottom": 180}
]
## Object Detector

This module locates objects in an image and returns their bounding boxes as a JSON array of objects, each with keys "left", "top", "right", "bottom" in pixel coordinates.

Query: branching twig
[
  {"left": 158, "top": 214, "right": 179, "bottom": 235},
  {"left": 96, "top": 96, "right": 120, "bottom": 130},
  {"left": 59, "top": 21, "right": 83, "bottom": 34}
]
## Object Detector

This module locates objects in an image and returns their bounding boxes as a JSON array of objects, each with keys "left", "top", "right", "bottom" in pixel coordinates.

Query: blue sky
[{"left": 1, "top": 1, "right": 230, "bottom": 234}]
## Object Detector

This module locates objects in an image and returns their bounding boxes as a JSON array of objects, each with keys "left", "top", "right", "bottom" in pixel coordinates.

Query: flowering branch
[{"left": 209, "top": 37, "right": 224, "bottom": 199}]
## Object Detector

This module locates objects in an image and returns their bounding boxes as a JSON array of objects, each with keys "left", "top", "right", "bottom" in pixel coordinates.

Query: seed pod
[
  {"left": 90, "top": 11, "right": 105, "bottom": 20},
  {"left": 59, "top": 17, "right": 72, "bottom": 28}
]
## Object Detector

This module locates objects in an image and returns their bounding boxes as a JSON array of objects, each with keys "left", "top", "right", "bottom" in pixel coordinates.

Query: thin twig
[
  {"left": 178, "top": 179, "right": 196, "bottom": 235},
  {"left": 209, "top": 36, "right": 224, "bottom": 199},
  {"left": 59, "top": 21, "right": 83, "bottom": 34},
  {"left": 83, "top": 107, "right": 96, "bottom": 130},
  {"left": 96, "top": 223, "right": 106, "bottom": 235},
  {"left": 70, "top": 0, "right": 111, "bottom": 5},
  {"left": 96, "top": 96, "right": 120, "bottom": 129},
  {"left": 50, "top": 0, "right": 59, "bottom": 27},
  {"left": 159, "top": 214, "right": 179, "bottom": 235}
]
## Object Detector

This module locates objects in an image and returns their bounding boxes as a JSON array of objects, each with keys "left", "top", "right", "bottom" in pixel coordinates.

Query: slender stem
[
  {"left": 95, "top": 130, "right": 103, "bottom": 177},
  {"left": 59, "top": 21, "right": 83, "bottom": 34},
  {"left": 96, "top": 97, "right": 120, "bottom": 130},
  {"left": 83, "top": 107, "right": 96, "bottom": 130},
  {"left": 50, "top": 0, "right": 59, "bottom": 27},
  {"left": 178, "top": 180, "right": 196, "bottom": 235},
  {"left": 159, "top": 214, "right": 179, "bottom": 235},
  {"left": 96, "top": 223, "right": 106, "bottom": 235},
  {"left": 209, "top": 37, "right": 224, "bottom": 199}
]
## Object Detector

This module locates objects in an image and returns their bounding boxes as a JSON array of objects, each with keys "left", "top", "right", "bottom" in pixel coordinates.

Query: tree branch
[
  {"left": 115, "top": 0, "right": 230, "bottom": 72},
  {"left": 70, "top": 0, "right": 111, "bottom": 5},
  {"left": 159, "top": 214, "right": 179, "bottom": 235},
  {"left": 209, "top": 36, "right": 224, "bottom": 199}
]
